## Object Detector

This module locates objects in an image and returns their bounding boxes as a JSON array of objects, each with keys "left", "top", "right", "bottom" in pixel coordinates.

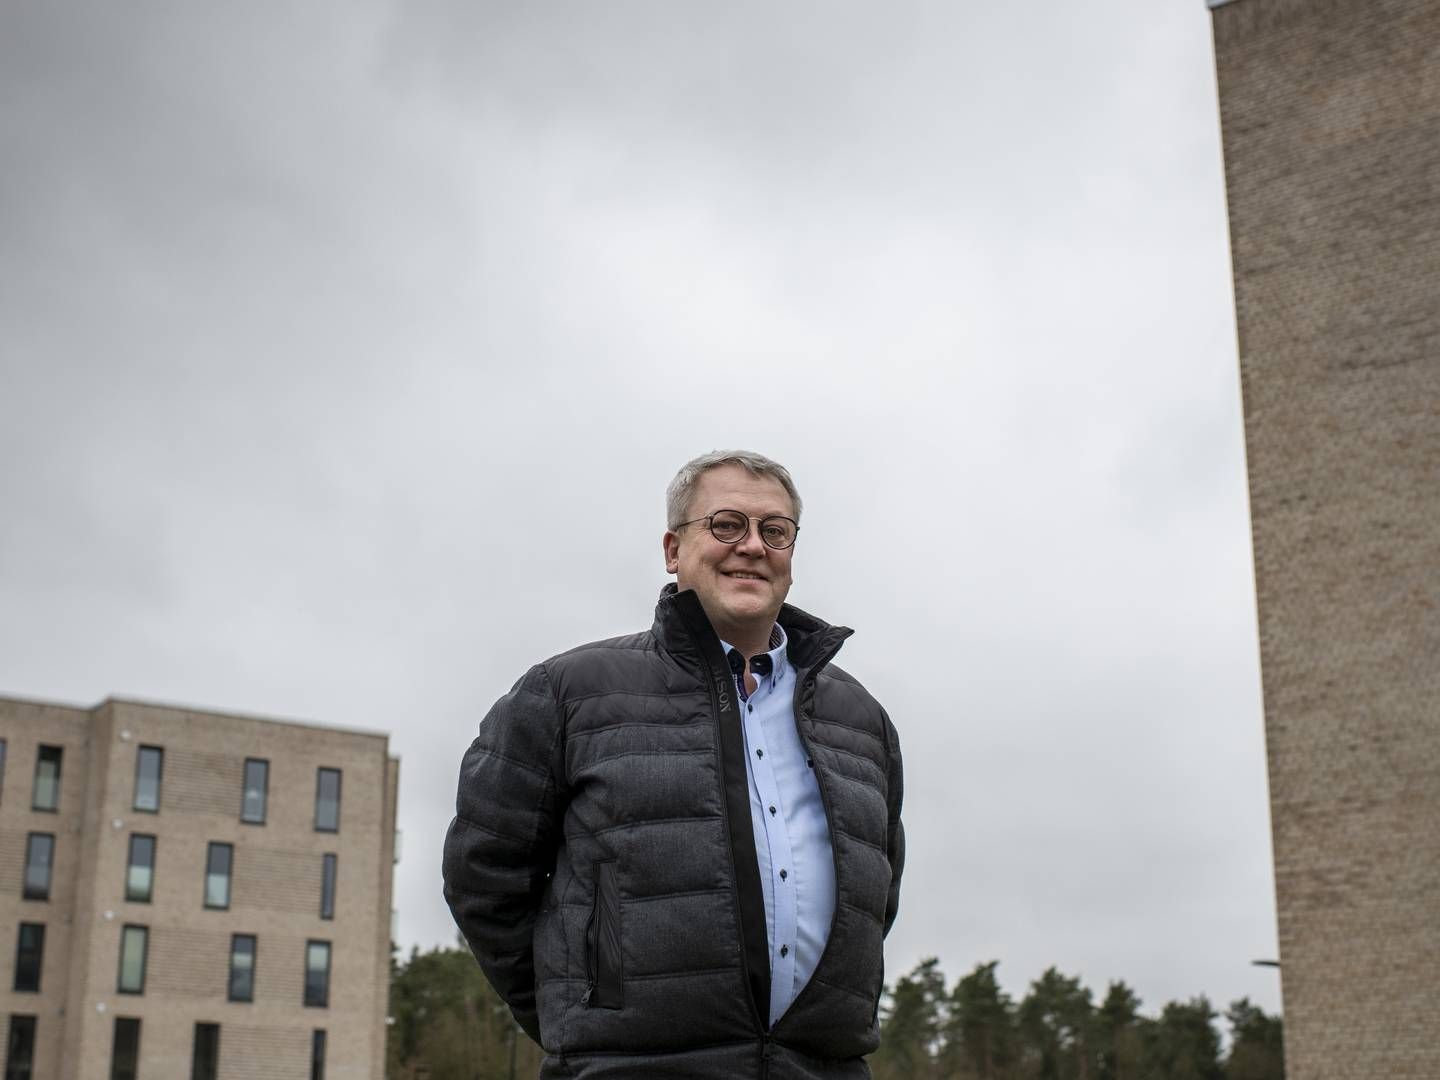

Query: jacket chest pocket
[{"left": 581, "top": 859, "right": 623, "bottom": 1009}]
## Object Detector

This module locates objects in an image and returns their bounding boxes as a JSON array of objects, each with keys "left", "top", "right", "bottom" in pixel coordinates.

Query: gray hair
[{"left": 665, "top": 450, "right": 803, "bottom": 529}]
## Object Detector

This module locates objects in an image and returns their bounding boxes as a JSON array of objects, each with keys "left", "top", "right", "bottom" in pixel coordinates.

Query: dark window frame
[
  {"left": 203, "top": 842, "right": 233, "bottom": 911},
  {"left": 191, "top": 1021, "right": 220, "bottom": 1080},
  {"left": 313, "top": 768, "right": 341, "bottom": 833},
  {"left": 303, "top": 940, "right": 331, "bottom": 1008},
  {"left": 311, "top": 1029, "right": 326, "bottom": 1080},
  {"left": 132, "top": 746, "right": 164, "bottom": 813},
  {"left": 319, "top": 854, "right": 337, "bottom": 921},
  {"left": 0, "top": 738, "right": 7, "bottom": 807},
  {"left": 110, "top": 1017, "right": 141, "bottom": 1080},
  {"left": 13, "top": 924, "right": 45, "bottom": 993},
  {"left": 22, "top": 834, "right": 54, "bottom": 902},
  {"left": 240, "top": 757, "right": 269, "bottom": 825},
  {"left": 117, "top": 924, "right": 148, "bottom": 995},
  {"left": 31, "top": 746, "right": 62, "bottom": 813},
  {"left": 125, "top": 834, "right": 156, "bottom": 904},
  {"left": 5, "top": 1014, "right": 37, "bottom": 1080},
  {"left": 228, "top": 934, "right": 256, "bottom": 1003}
]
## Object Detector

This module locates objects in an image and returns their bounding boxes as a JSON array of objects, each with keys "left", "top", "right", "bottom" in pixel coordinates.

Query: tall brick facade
[
  {"left": 0, "top": 696, "right": 399, "bottom": 1079},
  {"left": 1210, "top": 0, "right": 1440, "bottom": 1076}
]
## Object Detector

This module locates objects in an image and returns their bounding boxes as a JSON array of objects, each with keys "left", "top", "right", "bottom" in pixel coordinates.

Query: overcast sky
[{"left": 1, "top": 0, "right": 1281, "bottom": 1020}]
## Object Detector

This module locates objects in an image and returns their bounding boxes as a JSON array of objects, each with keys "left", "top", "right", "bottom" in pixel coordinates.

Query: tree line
[
  {"left": 870, "top": 958, "right": 1283, "bottom": 1080},
  {"left": 386, "top": 946, "right": 1283, "bottom": 1080}
]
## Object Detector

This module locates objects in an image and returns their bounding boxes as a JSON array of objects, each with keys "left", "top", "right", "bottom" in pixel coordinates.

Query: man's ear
[{"left": 662, "top": 530, "right": 680, "bottom": 575}]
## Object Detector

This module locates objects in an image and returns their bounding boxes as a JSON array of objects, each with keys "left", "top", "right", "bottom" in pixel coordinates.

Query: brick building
[
  {"left": 1209, "top": 0, "right": 1440, "bottom": 1076},
  {"left": 0, "top": 696, "right": 399, "bottom": 1079}
]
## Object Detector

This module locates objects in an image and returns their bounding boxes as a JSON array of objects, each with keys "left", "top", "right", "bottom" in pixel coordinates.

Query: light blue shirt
[{"left": 721, "top": 627, "right": 837, "bottom": 1027}]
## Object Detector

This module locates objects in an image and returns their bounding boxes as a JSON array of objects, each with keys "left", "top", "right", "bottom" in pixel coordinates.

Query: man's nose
[{"left": 734, "top": 520, "right": 767, "bottom": 555}]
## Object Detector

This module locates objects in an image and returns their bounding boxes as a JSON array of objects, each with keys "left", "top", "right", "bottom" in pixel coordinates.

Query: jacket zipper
[
  {"left": 689, "top": 624, "right": 771, "bottom": 1039},
  {"left": 581, "top": 900, "right": 598, "bottom": 1005},
  {"left": 711, "top": 678, "right": 770, "bottom": 1036},
  {"left": 581, "top": 860, "right": 621, "bottom": 1008}
]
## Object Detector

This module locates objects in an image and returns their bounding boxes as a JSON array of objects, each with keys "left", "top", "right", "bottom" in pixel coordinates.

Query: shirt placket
[{"left": 739, "top": 671, "right": 799, "bottom": 1026}]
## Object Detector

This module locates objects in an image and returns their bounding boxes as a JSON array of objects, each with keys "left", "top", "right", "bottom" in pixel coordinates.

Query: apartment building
[
  {"left": 0, "top": 696, "right": 399, "bottom": 1080},
  {"left": 1210, "top": 0, "right": 1440, "bottom": 1075}
]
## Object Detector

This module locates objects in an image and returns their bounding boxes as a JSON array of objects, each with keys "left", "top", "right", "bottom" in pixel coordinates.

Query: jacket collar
[{"left": 652, "top": 582, "right": 853, "bottom": 670}]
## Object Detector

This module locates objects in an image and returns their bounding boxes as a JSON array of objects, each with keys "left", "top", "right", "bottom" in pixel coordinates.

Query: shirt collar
[{"left": 721, "top": 623, "right": 790, "bottom": 685}]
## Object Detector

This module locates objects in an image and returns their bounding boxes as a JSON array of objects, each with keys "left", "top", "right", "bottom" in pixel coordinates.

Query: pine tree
[
  {"left": 1139, "top": 997, "right": 1223, "bottom": 1080},
  {"left": 940, "top": 960, "right": 1017, "bottom": 1080},
  {"left": 872, "top": 957, "right": 947, "bottom": 1080},
  {"left": 1017, "top": 968, "right": 1095, "bottom": 1080},
  {"left": 1223, "top": 998, "right": 1284, "bottom": 1080},
  {"left": 1093, "top": 982, "right": 1142, "bottom": 1080}
]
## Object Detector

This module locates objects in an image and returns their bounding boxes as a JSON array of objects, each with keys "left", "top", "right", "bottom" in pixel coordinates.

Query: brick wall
[{"left": 1211, "top": 1, "right": 1440, "bottom": 1077}]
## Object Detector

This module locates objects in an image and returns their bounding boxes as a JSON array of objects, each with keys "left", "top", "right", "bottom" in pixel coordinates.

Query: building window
[
  {"left": 5, "top": 1015, "right": 37, "bottom": 1080},
  {"left": 12, "top": 926, "right": 44, "bottom": 993},
  {"left": 241, "top": 758, "right": 268, "bottom": 824},
  {"left": 117, "top": 925, "right": 148, "bottom": 994},
  {"left": 311, "top": 1030, "right": 326, "bottom": 1080},
  {"left": 22, "top": 835, "right": 53, "bottom": 901},
  {"left": 126, "top": 835, "right": 156, "bottom": 903},
  {"left": 228, "top": 935, "right": 256, "bottom": 1003},
  {"left": 204, "top": 843, "right": 233, "bottom": 910},
  {"left": 320, "top": 854, "right": 337, "bottom": 920},
  {"left": 31, "top": 747, "right": 61, "bottom": 813},
  {"left": 314, "top": 768, "right": 341, "bottom": 833},
  {"left": 110, "top": 1018, "right": 141, "bottom": 1080},
  {"left": 132, "top": 746, "right": 163, "bottom": 813},
  {"left": 0, "top": 739, "right": 7, "bottom": 806},
  {"left": 191, "top": 1022, "right": 220, "bottom": 1080},
  {"left": 303, "top": 941, "right": 330, "bottom": 1007}
]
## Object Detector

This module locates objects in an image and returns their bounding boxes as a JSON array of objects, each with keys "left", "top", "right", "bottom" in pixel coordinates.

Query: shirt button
[
  {"left": 779, "top": 869, "right": 788, "bottom": 881},
  {"left": 769, "top": 805, "right": 776, "bottom": 815},
  {"left": 805, "top": 758, "right": 813, "bottom": 768},
  {"left": 780, "top": 945, "right": 789, "bottom": 958},
  {"left": 756, "top": 749, "right": 764, "bottom": 759},
  {"left": 747, "top": 704, "right": 753, "bottom": 713}
]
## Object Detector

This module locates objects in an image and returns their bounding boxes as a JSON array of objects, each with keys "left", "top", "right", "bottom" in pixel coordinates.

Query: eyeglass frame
[{"left": 672, "top": 510, "right": 800, "bottom": 550}]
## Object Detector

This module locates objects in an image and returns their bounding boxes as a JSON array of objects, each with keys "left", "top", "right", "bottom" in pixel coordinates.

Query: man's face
[{"left": 663, "top": 464, "right": 796, "bottom": 635}]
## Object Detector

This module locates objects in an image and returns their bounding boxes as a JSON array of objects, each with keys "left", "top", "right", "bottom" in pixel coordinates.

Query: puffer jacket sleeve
[
  {"left": 443, "top": 662, "right": 566, "bottom": 1045},
  {"left": 881, "top": 708, "right": 905, "bottom": 937}
]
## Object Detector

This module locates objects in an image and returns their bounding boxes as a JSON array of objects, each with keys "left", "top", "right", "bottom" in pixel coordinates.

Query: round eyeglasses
[{"left": 675, "top": 510, "right": 799, "bottom": 550}]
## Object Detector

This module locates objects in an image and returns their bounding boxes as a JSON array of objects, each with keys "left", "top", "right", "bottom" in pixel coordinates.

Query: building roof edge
[
  {"left": 103, "top": 695, "right": 393, "bottom": 742},
  {"left": 0, "top": 691, "right": 94, "bottom": 713},
  {"left": 0, "top": 691, "right": 391, "bottom": 743}
]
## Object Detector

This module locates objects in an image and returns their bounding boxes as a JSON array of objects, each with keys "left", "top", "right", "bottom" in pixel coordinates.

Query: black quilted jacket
[{"left": 443, "top": 585, "right": 905, "bottom": 1079}]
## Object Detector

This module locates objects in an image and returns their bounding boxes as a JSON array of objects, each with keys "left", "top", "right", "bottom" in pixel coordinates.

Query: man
[{"left": 443, "top": 450, "right": 904, "bottom": 1079}]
